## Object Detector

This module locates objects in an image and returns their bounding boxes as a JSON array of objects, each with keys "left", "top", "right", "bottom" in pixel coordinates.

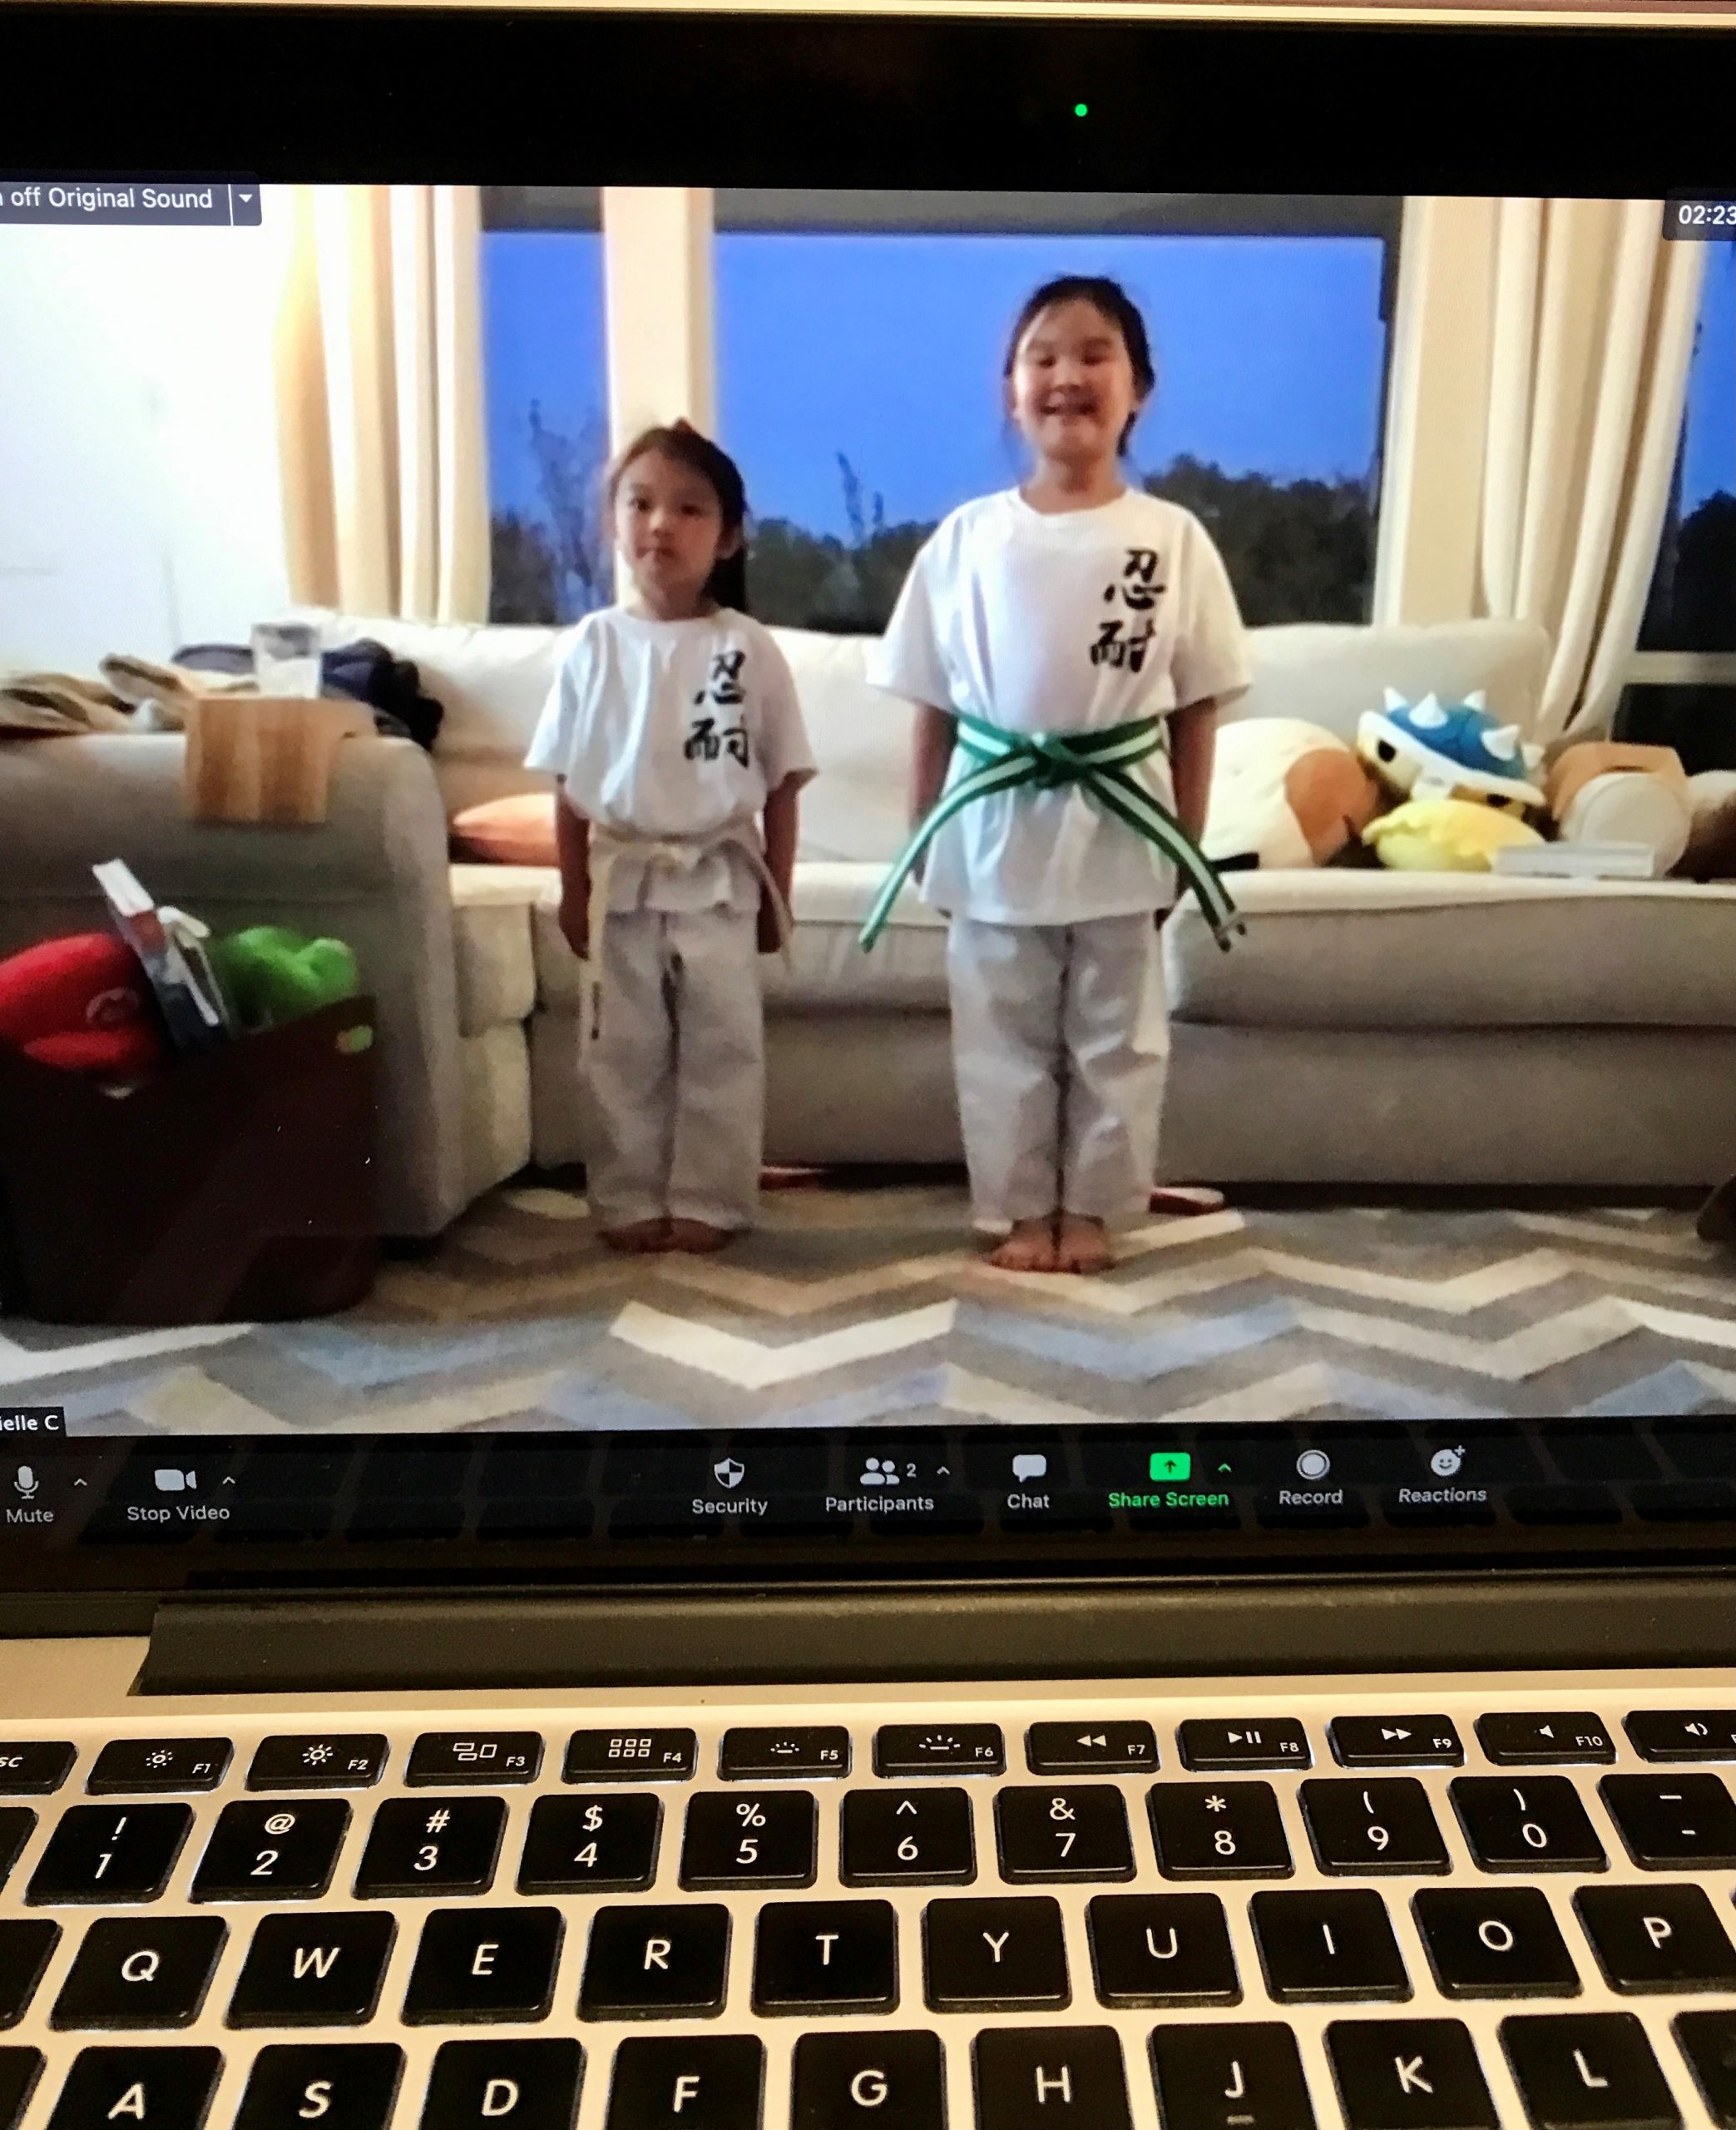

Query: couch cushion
[
  {"left": 449, "top": 864, "right": 541, "bottom": 1035},
  {"left": 1165, "top": 868, "right": 1736, "bottom": 1029},
  {"left": 528, "top": 859, "right": 947, "bottom": 1013},
  {"left": 1222, "top": 619, "right": 1551, "bottom": 746}
]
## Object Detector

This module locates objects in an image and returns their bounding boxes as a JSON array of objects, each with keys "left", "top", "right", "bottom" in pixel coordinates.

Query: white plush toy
[{"left": 1203, "top": 718, "right": 1383, "bottom": 870}]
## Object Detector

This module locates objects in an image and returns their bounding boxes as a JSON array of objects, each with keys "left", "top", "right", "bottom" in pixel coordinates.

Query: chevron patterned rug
[{"left": 5, "top": 1182, "right": 1734, "bottom": 1432}]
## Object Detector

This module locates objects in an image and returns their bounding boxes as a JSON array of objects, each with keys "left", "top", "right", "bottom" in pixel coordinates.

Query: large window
[
  {"left": 1639, "top": 237, "right": 1734, "bottom": 656},
  {"left": 481, "top": 188, "right": 609, "bottom": 624},
  {"left": 715, "top": 193, "right": 1397, "bottom": 633}
]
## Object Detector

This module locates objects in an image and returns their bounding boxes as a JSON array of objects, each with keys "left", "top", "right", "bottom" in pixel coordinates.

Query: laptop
[{"left": 1, "top": 6, "right": 1734, "bottom": 2128}]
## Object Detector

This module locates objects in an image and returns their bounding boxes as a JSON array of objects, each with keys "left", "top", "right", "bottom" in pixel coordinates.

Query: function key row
[
  {"left": 13, "top": 1771, "right": 1734, "bottom": 1906},
  {"left": 5, "top": 1708, "right": 1733, "bottom": 1800}
]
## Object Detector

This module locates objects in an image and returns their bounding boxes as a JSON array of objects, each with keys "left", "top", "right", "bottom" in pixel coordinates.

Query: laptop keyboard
[{"left": 0, "top": 1696, "right": 1733, "bottom": 2128}]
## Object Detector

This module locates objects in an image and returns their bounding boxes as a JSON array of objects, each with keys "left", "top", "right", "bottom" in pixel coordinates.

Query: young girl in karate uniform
[
  {"left": 867, "top": 277, "right": 1249, "bottom": 1275},
  {"left": 527, "top": 424, "right": 814, "bottom": 1254}
]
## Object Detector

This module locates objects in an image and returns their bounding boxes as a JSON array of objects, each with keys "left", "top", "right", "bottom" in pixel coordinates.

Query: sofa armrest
[{"left": 0, "top": 733, "right": 467, "bottom": 1237}]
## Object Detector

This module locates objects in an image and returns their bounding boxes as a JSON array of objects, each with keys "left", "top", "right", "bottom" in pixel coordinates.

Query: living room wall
[{"left": 0, "top": 208, "right": 294, "bottom": 673}]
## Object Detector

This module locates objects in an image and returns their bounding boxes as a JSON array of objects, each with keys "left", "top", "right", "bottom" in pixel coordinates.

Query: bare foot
[
  {"left": 1054, "top": 1213, "right": 1114, "bottom": 1276},
  {"left": 988, "top": 1216, "right": 1061, "bottom": 1272},
  {"left": 667, "top": 1219, "right": 737, "bottom": 1254},
  {"left": 601, "top": 1217, "right": 671, "bottom": 1254}
]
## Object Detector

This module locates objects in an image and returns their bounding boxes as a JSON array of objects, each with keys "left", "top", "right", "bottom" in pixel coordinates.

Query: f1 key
[
  {"left": 1180, "top": 1721, "right": 1310, "bottom": 1772},
  {"left": 1028, "top": 1723, "right": 1158, "bottom": 1776},
  {"left": 87, "top": 1740, "right": 230, "bottom": 1796}
]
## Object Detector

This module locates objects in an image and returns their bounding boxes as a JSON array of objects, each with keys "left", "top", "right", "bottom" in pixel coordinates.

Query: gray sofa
[{"left": 5, "top": 612, "right": 1733, "bottom": 1245}]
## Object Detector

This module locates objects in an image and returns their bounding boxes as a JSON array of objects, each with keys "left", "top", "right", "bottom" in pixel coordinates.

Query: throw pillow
[{"left": 451, "top": 793, "right": 558, "bottom": 866}]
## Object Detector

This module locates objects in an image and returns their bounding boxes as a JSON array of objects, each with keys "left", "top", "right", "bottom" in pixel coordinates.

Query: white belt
[{"left": 581, "top": 824, "right": 794, "bottom": 1042}]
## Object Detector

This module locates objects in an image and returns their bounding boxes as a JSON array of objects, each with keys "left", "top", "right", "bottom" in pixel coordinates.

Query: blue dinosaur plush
[{"left": 1357, "top": 689, "right": 1544, "bottom": 816}]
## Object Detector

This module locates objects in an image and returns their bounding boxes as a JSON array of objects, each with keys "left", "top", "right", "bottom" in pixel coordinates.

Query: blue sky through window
[
  {"left": 1680, "top": 237, "right": 1734, "bottom": 514},
  {"left": 483, "top": 230, "right": 606, "bottom": 524}
]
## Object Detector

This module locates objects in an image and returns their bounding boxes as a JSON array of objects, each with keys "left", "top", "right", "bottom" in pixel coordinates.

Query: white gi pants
[
  {"left": 583, "top": 906, "right": 764, "bottom": 1231},
  {"left": 947, "top": 914, "right": 1169, "bottom": 1231}
]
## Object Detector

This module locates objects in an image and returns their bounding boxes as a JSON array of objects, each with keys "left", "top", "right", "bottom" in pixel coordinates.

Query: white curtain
[
  {"left": 275, "top": 185, "right": 489, "bottom": 622},
  {"left": 1479, "top": 197, "right": 1706, "bottom": 741}
]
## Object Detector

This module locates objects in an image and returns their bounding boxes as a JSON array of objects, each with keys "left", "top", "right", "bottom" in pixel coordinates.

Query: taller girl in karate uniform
[
  {"left": 527, "top": 424, "right": 814, "bottom": 1255},
  {"left": 866, "top": 277, "right": 1249, "bottom": 1275}
]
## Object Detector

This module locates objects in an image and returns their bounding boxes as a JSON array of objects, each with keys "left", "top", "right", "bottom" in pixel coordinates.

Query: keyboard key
[
  {"left": 247, "top": 1735, "right": 388, "bottom": 1791},
  {"left": 518, "top": 1792, "right": 660, "bottom": 1893},
  {"left": 44, "top": 2046, "right": 222, "bottom": 2130},
  {"left": 1450, "top": 1778, "right": 1606, "bottom": 1871},
  {"left": 1252, "top": 1890, "right": 1411, "bottom": 2002},
  {"left": 720, "top": 1726, "right": 849, "bottom": 1780},
  {"left": 579, "top": 1904, "right": 730, "bottom": 2019},
  {"left": 403, "top": 1906, "right": 562, "bottom": 2024},
  {"left": 1302, "top": 1779, "right": 1450, "bottom": 1875},
  {"left": 0, "top": 1919, "right": 57, "bottom": 2028},
  {"left": 566, "top": 1728, "right": 695, "bottom": 1783},
  {"left": 922, "top": 1895, "right": 1067, "bottom": 2011},
  {"left": 1674, "top": 2012, "right": 1736, "bottom": 2129},
  {"left": 874, "top": 1723, "right": 1004, "bottom": 1777},
  {"left": 226, "top": 1911, "right": 396, "bottom": 2027},
  {"left": 191, "top": 1800, "right": 349, "bottom": 1901},
  {"left": 1574, "top": 1885, "right": 1736, "bottom": 1993},
  {"left": 606, "top": 2035, "right": 760, "bottom": 2129},
  {"left": 1625, "top": 1709, "right": 1736, "bottom": 1761},
  {"left": 87, "top": 1739, "right": 230, "bottom": 1795},
  {"left": 27, "top": 1805, "right": 191, "bottom": 1904},
  {"left": 354, "top": 1797, "right": 504, "bottom": 1898},
  {"left": 423, "top": 2038, "right": 583, "bottom": 2130},
  {"left": 1501, "top": 2014, "right": 1680, "bottom": 2130},
  {"left": 406, "top": 1732, "right": 542, "bottom": 1786},
  {"left": 1327, "top": 2019, "right": 1497, "bottom": 2130},
  {"left": 0, "top": 1810, "right": 32, "bottom": 1890},
  {"left": 1412, "top": 1889, "right": 1581, "bottom": 1999},
  {"left": 0, "top": 1741, "right": 74, "bottom": 1795},
  {"left": 996, "top": 1786, "right": 1135, "bottom": 1882},
  {"left": 1600, "top": 1772, "right": 1736, "bottom": 1868},
  {"left": 1331, "top": 1718, "right": 1463, "bottom": 1769},
  {"left": 1476, "top": 1715, "right": 1615, "bottom": 1766},
  {"left": 1150, "top": 2022, "right": 1315, "bottom": 2130},
  {"left": 840, "top": 1787, "right": 973, "bottom": 1885},
  {"left": 753, "top": 1900, "right": 897, "bottom": 2014},
  {"left": 1027, "top": 1721, "right": 1157, "bottom": 1774},
  {"left": 1180, "top": 1718, "right": 1310, "bottom": 1771},
  {"left": 790, "top": 2030, "right": 944, "bottom": 2129},
  {"left": 52, "top": 1916, "right": 225, "bottom": 2028},
  {"left": 1149, "top": 1781, "right": 1293, "bottom": 1878},
  {"left": 235, "top": 2043, "right": 403, "bottom": 2130},
  {"left": 974, "top": 2025, "right": 1131, "bottom": 2128},
  {"left": 0, "top": 2051, "right": 39, "bottom": 2130},
  {"left": 1087, "top": 1892, "right": 1239, "bottom": 2006},
  {"left": 680, "top": 1790, "right": 815, "bottom": 1889}
]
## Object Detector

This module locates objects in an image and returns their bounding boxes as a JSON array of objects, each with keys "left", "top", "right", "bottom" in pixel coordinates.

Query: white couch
[{"left": 317, "top": 607, "right": 1736, "bottom": 1195}]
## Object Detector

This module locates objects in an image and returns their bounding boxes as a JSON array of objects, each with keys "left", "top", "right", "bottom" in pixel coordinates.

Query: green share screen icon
[{"left": 1148, "top": 1451, "right": 1192, "bottom": 1483}]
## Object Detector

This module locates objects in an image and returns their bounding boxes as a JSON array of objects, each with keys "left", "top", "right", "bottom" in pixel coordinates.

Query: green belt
[{"left": 858, "top": 709, "right": 1244, "bottom": 952}]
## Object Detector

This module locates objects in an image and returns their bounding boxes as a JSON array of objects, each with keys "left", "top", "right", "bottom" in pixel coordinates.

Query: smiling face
[
  {"left": 1008, "top": 297, "right": 1146, "bottom": 475},
  {"left": 613, "top": 448, "right": 739, "bottom": 618}
]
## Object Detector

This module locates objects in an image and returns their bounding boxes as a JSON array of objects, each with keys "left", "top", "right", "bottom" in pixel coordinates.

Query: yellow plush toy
[{"left": 1364, "top": 798, "right": 1545, "bottom": 873}]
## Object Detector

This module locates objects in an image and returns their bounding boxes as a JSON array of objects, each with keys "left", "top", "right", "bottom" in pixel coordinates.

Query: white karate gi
[
  {"left": 526, "top": 607, "right": 814, "bottom": 1231},
  {"left": 869, "top": 488, "right": 1249, "bottom": 1231}
]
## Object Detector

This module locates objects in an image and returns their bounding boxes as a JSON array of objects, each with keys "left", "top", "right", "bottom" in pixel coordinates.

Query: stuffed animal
[
  {"left": 0, "top": 933, "right": 166, "bottom": 1076},
  {"left": 1544, "top": 741, "right": 1692, "bottom": 877},
  {"left": 1364, "top": 797, "right": 1545, "bottom": 873},
  {"left": 213, "top": 926, "right": 359, "bottom": 1030},
  {"left": 1204, "top": 719, "right": 1385, "bottom": 869},
  {"left": 1681, "top": 771, "right": 1736, "bottom": 880},
  {"left": 1358, "top": 690, "right": 1544, "bottom": 817}
]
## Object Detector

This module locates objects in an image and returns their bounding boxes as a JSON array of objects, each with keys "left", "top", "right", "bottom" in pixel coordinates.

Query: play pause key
[
  {"left": 1028, "top": 1723, "right": 1158, "bottom": 1775},
  {"left": 1180, "top": 1721, "right": 1310, "bottom": 1772}
]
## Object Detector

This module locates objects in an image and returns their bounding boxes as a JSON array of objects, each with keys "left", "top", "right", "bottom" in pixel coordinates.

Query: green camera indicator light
[
  {"left": 1073, "top": 102, "right": 1090, "bottom": 117},
  {"left": 1149, "top": 1451, "right": 1192, "bottom": 1483}
]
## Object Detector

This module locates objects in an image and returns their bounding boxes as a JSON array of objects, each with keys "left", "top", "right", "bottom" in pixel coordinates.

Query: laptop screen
[{"left": 0, "top": 7, "right": 1732, "bottom": 1598}]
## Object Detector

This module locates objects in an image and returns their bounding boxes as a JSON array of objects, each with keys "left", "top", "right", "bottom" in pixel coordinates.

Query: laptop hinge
[{"left": 136, "top": 1568, "right": 1736, "bottom": 1695}]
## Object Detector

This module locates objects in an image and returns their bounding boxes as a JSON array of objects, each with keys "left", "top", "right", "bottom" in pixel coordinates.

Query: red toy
[{"left": 0, "top": 933, "right": 166, "bottom": 1077}]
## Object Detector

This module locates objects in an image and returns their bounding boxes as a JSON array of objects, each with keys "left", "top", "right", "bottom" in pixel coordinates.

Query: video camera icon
[{"left": 153, "top": 1468, "right": 197, "bottom": 1493}]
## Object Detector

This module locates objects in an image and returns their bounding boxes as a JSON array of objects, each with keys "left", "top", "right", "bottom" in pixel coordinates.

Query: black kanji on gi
[
  {"left": 1091, "top": 617, "right": 1156, "bottom": 673},
  {"left": 701, "top": 651, "right": 747, "bottom": 706},
  {"left": 685, "top": 716, "right": 750, "bottom": 765}
]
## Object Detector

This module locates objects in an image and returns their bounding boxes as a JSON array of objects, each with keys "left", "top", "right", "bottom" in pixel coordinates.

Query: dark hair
[
  {"left": 1002, "top": 275, "right": 1157, "bottom": 455},
  {"left": 609, "top": 420, "right": 750, "bottom": 613}
]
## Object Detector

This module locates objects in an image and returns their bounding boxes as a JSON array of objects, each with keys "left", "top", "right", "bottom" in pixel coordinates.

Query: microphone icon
[{"left": 13, "top": 1466, "right": 38, "bottom": 1500}]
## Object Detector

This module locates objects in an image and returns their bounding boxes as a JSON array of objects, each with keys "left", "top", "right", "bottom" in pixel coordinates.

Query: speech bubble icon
[{"left": 1011, "top": 1453, "right": 1048, "bottom": 1482}]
